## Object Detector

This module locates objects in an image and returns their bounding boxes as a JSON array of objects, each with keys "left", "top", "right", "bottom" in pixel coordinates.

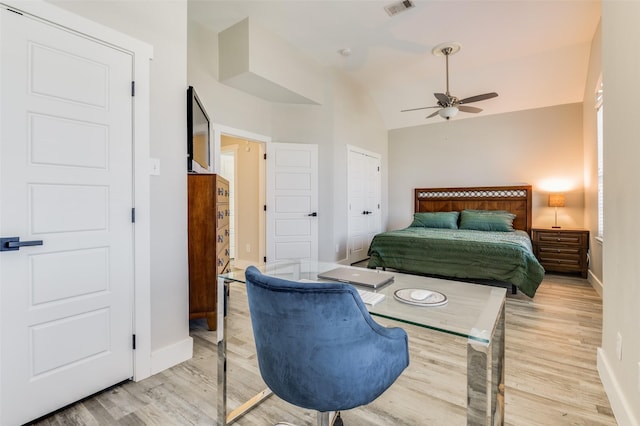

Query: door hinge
[
  {"left": 263, "top": 153, "right": 267, "bottom": 160},
  {"left": 131, "top": 81, "right": 135, "bottom": 97},
  {"left": 264, "top": 256, "right": 267, "bottom": 263},
  {"left": 263, "top": 205, "right": 267, "bottom": 211},
  {"left": 132, "top": 334, "right": 136, "bottom": 350},
  {"left": 131, "top": 208, "right": 136, "bottom": 223},
  {"left": 377, "top": 166, "right": 380, "bottom": 172},
  {"left": 6, "top": 8, "right": 23, "bottom": 15}
]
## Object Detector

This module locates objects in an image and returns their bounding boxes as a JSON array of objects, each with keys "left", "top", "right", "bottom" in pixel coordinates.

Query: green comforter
[{"left": 367, "top": 227, "right": 544, "bottom": 297}]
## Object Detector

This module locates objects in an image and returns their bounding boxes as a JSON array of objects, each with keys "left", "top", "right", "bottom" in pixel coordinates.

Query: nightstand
[{"left": 531, "top": 228, "right": 589, "bottom": 278}]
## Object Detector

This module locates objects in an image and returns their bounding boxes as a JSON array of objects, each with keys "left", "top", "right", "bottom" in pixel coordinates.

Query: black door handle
[
  {"left": 1, "top": 237, "right": 44, "bottom": 252},
  {"left": 307, "top": 212, "right": 318, "bottom": 217}
]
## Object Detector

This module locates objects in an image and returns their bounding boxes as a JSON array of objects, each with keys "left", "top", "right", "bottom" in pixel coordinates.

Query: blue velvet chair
[{"left": 244, "top": 266, "right": 409, "bottom": 425}]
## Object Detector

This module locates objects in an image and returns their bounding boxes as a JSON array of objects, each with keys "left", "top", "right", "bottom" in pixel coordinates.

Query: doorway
[{"left": 220, "top": 135, "right": 266, "bottom": 269}]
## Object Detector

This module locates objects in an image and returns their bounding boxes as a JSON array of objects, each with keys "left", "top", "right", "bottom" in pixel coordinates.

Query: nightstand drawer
[
  {"left": 535, "top": 231, "right": 586, "bottom": 246},
  {"left": 539, "top": 254, "right": 582, "bottom": 267},
  {"left": 538, "top": 246, "right": 582, "bottom": 256}
]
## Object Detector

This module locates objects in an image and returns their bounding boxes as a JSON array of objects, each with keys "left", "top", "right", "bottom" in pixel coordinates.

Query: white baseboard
[
  {"left": 588, "top": 270, "right": 604, "bottom": 297},
  {"left": 149, "top": 336, "right": 193, "bottom": 376},
  {"left": 597, "top": 347, "right": 639, "bottom": 426}
]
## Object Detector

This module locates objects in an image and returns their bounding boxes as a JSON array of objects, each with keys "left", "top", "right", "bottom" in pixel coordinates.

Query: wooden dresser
[
  {"left": 188, "top": 174, "right": 230, "bottom": 330},
  {"left": 531, "top": 228, "right": 589, "bottom": 278}
]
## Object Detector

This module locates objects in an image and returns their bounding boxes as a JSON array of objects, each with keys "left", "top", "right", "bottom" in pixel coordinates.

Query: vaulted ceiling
[{"left": 189, "top": 0, "right": 601, "bottom": 130}]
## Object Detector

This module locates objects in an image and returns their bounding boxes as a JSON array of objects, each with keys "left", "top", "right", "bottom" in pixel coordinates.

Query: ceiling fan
[{"left": 402, "top": 42, "right": 498, "bottom": 120}]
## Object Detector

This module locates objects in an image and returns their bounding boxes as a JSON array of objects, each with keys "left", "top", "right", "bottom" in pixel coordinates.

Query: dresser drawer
[
  {"left": 217, "top": 251, "right": 230, "bottom": 275},
  {"left": 216, "top": 225, "right": 230, "bottom": 247},
  {"left": 216, "top": 184, "right": 229, "bottom": 203},
  {"left": 217, "top": 204, "right": 229, "bottom": 227}
]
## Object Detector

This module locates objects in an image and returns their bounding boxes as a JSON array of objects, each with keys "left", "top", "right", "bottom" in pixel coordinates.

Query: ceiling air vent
[{"left": 384, "top": 0, "right": 415, "bottom": 17}]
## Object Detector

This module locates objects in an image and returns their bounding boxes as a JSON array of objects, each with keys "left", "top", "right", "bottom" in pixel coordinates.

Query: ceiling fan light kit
[
  {"left": 439, "top": 106, "right": 459, "bottom": 120},
  {"left": 401, "top": 41, "right": 498, "bottom": 121}
]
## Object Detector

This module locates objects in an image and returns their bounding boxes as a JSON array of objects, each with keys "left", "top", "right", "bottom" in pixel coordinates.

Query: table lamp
[{"left": 548, "top": 193, "right": 565, "bottom": 229}]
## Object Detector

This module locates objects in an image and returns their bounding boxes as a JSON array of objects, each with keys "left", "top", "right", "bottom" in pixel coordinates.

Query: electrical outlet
[
  {"left": 246, "top": 244, "right": 251, "bottom": 253},
  {"left": 335, "top": 244, "right": 339, "bottom": 253},
  {"left": 616, "top": 332, "right": 623, "bottom": 361}
]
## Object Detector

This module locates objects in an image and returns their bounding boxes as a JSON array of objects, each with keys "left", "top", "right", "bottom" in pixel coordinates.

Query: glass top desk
[{"left": 216, "top": 262, "right": 506, "bottom": 426}]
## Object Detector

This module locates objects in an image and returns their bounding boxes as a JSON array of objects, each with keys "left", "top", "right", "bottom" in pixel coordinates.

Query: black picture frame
[{"left": 187, "top": 86, "right": 211, "bottom": 172}]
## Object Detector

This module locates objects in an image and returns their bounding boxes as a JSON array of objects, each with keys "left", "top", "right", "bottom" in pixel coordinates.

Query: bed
[{"left": 367, "top": 185, "right": 544, "bottom": 297}]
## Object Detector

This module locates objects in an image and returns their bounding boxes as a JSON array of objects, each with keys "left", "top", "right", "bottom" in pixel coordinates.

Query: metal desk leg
[
  {"left": 467, "top": 301, "right": 505, "bottom": 426},
  {"left": 216, "top": 277, "right": 274, "bottom": 425},
  {"left": 217, "top": 277, "right": 227, "bottom": 426}
]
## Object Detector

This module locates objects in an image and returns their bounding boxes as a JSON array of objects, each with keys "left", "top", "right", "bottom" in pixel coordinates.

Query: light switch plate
[{"left": 149, "top": 158, "right": 160, "bottom": 176}]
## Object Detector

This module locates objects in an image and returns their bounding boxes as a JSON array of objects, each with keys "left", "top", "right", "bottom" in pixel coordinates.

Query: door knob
[
  {"left": 307, "top": 212, "right": 318, "bottom": 217},
  {"left": 1, "top": 237, "right": 44, "bottom": 252}
]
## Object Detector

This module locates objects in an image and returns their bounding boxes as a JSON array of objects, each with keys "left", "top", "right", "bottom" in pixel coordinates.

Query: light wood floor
[{"left": 31, "top": 273, "right": 616, "bottom": 425}]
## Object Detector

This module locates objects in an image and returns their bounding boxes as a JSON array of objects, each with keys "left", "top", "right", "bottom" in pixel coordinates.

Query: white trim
[
  {"left": 2, "top": 0, "right": 154, "bottom": 382},
  {"left": 346, "top": 144, "right": 381, "bottom": 160},
  {"left": 258, "top": 142, "right": 266, "bottom": 264},
  {"left": 211, "top": 123, "right": 271, "bottom": 175},
  {"left": 597, "top": 348, "right": 639, "bottom": 426},
  {"left": 150, "top": 337, "right": 194, "bottom": 376},
  {"left": 588, "top": 270, "right": 604, "bottom": 297}
]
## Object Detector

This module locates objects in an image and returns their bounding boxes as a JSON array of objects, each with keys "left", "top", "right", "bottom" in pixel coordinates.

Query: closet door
[
  {"left": 0, "top": 7, "right": 135, "bottom": 424},
  {"left": 347, "top": 148, "right": 381, "bottom": 264}
]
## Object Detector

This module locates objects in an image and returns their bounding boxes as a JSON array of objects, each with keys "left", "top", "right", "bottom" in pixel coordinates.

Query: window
[{"left": 595, "top": 77, "right": 604, "bottom": 240}]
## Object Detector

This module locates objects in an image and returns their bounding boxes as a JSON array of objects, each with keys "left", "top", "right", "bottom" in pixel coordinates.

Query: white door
[
  {"left": 348, "top": 149, "right": 381, "bottom": 264},
  {"left": 266, "top": 143, "right": 318, "bottom": 263},
  {"left": 0, "top": 8, "right": 134, "bottom": 424}
]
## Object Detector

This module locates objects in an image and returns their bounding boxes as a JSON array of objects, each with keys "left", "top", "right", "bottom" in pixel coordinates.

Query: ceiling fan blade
[
  {"left": 401, "top": 105, "right": 439, "bottom": 112},
  {"left": 458, "top": 105, "right": 483, "bottom": 113},
  {"left": 426, "top": 110, "right": 440, "bottom": 119},
  {"left": 458, "top": 92, "right": 498, "bottom": 104},
  {"left": 434, "top": 93, "right": 450, "bottom": 105}
]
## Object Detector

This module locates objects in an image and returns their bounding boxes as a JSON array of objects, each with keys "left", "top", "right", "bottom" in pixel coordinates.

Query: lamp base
[{"left": 552, "top": 226, "right": 561, "bottom": 229}]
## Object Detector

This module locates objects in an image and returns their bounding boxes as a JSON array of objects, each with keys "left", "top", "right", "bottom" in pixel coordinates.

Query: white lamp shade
[{"left": 439, "top": 106, "right": 459, "bottom": 119}]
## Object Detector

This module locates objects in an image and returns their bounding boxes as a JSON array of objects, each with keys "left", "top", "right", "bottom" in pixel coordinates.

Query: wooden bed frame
[{"left": 414, "top": 185, "right": 533, "bottom": 235}]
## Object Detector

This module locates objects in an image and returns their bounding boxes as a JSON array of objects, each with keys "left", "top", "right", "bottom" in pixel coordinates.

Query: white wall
[
  {"left": 188, "top": 17, "right": 388, "bottom": 263},
  {"left": 51, "top": 0, "right": 191, "bottom": 368},
  {"left": 269, "top": 69, "right": 389, "bottom": 261},
  {"left": 387, "top": 104, "right": 584, "bottom": 231},
  {"left": 599, "top": 2, "right": 640, "bottom": 424},
  {"left": 188, "top": 19, "right": 272, "bottom": 138}
]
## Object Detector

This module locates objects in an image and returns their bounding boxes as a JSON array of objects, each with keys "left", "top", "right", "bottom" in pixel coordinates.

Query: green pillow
[
  {"left": 410, "top": 211, "right": 459, "bottom": 229},
  {"left": 459, "top": 209, "right": 516, "bottom": 232}
]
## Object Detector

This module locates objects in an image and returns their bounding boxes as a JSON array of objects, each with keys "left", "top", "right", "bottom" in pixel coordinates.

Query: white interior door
[
  {"left": 266, "top": 143, "right": 318, "bottom": 263},
  {"left": 0, "top": 8, "right": 135, "bottom": 424},
  {"left": 348, "top": 148, "right": 381, "bottom": 264}
]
